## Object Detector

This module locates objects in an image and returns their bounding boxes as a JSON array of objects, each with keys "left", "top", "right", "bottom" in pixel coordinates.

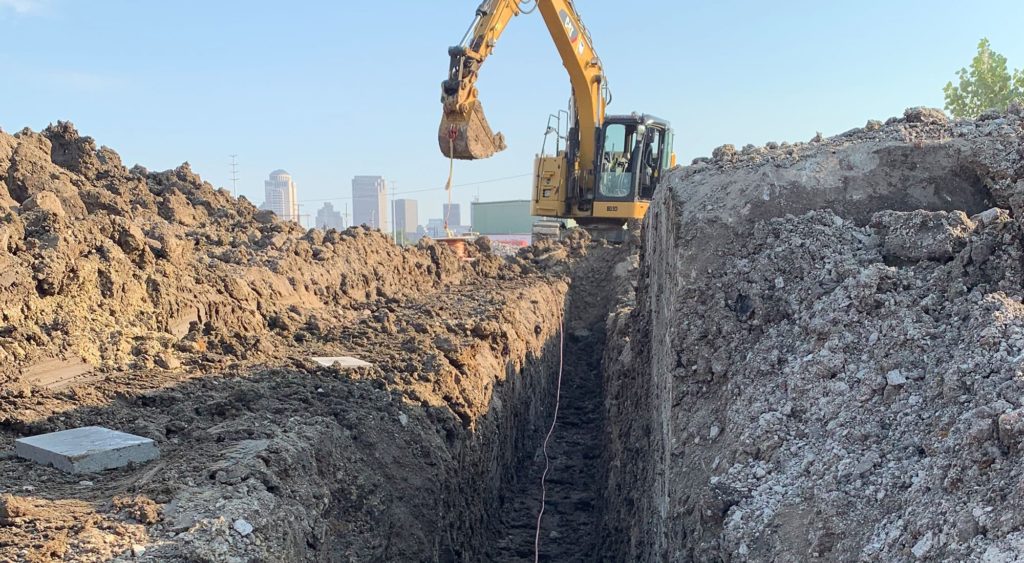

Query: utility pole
[
  {"left": 229, "top": 155, "right": 239, "bottom": 197},
  {"left": 343, "top": 203, "right": 350, "bottom": 229},
  {"left": 389, "top": 178, "right": 398, "bottom": 243}
]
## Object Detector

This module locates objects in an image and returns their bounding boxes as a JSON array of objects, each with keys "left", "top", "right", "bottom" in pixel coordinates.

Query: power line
[
  {"left": 296, "top": 173, "right": 532, "bottom": 204},
  {"left": 229, "top": 154, "right": 239, "bottom": 197}
]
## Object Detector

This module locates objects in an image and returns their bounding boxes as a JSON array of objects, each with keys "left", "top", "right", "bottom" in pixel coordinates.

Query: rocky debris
[
  {"left": 904, "top": 106, "right": 949, "bottom": 125},
  {"left": 871, "top": 210, "right": 974, "bottom": 262},
  {"left": 607, "top": 107, "right": 1024, "bottom": 561}
]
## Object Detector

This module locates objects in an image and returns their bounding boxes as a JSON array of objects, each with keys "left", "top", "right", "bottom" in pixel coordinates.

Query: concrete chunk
[
  {"left": 14, "top": 426, "right": 159, "bottom": 474},
  {"left": 310, "top": 356, "right": 372, "bottom": 369}
]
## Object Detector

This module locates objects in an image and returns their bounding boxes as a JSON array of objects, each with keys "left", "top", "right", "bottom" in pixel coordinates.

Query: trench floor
[{"left": 487, "top": 327, "right": 607, "bottom": 562}]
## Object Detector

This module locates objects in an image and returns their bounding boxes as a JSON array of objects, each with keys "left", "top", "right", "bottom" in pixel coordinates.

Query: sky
[{"left": 2, "top": 0, "right": 1024, "bottom": 228}]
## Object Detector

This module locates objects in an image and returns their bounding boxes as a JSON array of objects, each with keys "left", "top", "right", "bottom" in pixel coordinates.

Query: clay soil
[{"left": 0, "top": 123, "right": 592, "bottom": 561}]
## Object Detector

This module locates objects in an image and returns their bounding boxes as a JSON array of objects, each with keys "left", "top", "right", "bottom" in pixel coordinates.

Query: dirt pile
[
  {"left": 0, "top": 122, "right": 538, "bottom": 384},
  {"left": 0, "top": 123, "right": 584, "bottom": 561},
  {"left": 606, "top": 107, "right": 1024, "bottom": 561}
]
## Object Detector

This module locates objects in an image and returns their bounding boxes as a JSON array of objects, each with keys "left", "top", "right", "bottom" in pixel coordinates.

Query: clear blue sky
[{"left": 2, "top": 0, "right": 1023, "bottom": 228}]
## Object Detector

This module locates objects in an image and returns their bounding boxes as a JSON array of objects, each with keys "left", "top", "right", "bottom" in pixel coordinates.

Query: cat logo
[
  {"left": 558, "top": 10, "right": 587, "bottom": 56},
  {"left": 607, "top": 206, "right": 619, "bottom": 212},
  {"left": 559, "top": 11, "right": 579, "bottom": 41}
]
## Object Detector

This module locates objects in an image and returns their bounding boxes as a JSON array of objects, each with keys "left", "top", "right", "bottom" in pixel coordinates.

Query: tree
[{"left": 943, "top": 38, "right": 1024, "bottom": 119}]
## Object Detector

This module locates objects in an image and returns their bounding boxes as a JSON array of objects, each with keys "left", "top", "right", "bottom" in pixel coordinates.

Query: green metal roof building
[{"left": 471, "top": 200, "right": 535, "bottom": 235}]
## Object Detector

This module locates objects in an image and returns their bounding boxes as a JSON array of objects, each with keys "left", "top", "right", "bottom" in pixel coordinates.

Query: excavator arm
[{"left": 440, "top": 0, "right": 608, "bottom": 169}]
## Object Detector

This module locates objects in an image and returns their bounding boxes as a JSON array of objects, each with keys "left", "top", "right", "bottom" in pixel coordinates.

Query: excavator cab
[
  {"left": 532, "top": 113, "right": 674, "bottom": 230},
  {"left": 596, "top": 115, "right": 673, "bottom": 204}
]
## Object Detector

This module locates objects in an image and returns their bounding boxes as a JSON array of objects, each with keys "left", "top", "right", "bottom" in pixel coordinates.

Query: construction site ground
[{"left": 3, "top": 106, "right": 1024, "bottom": 562}]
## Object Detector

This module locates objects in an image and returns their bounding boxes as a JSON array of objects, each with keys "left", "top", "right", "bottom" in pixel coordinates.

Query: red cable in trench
[{"left": 534, "top": 315, "right": 565, "bottom": 563}]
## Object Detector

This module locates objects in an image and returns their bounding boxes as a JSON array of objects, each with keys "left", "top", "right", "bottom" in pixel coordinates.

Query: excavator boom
[
  {"left": 439, "top": 1, "right": 522, "bottom": 160},
  {"left": 440, "top": 0, "right": 606, "bottom": 162}
]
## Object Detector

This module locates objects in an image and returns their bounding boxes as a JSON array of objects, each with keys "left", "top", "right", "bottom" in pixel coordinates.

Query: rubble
[{"left": 602, "top": 107, "right": 1024, "bottom": 561}]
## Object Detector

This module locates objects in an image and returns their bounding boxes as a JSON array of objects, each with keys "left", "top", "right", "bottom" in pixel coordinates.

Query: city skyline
[
  {"left": 443, "top": 203, "right": 462, "bottom": 230},
  {"left": 249, "top": 169, "right": 518, "bottom": 233}
]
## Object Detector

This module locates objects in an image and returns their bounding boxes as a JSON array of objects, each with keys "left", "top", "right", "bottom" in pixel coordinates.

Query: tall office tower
[
  {"left": 394, "top": 198, "right": 419, "bottom": 242},
  {"left": 260, "top": 169, "right": 299, "bottom": 222},
  {"left": 443, "top": 203, "right": 461, "bottom": 228},
  {"left": 352, "top": 175, "right": 388, "bottom": 230},
  {"left": 315, "top": 202, "right": 345, "bottom": 230}
]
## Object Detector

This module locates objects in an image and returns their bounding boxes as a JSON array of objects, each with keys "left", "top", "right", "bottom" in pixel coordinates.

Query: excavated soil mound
[
  {"left": 0, "top": 123, "right": 593, "bottom": 561},
  {"left": 604, "top": 107, "right": 1024, "bottom": 561},
  {"left": 0, "top": 122, "right": 534, "bottom": 382}
]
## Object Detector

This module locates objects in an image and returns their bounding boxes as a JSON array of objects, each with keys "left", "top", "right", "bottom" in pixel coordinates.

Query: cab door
[{"left": 638, "top": 126, "right": 669, "bottom": 200}]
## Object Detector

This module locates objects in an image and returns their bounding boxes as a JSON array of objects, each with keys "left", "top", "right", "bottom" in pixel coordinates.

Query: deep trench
[
  {"left": 269, "top": 245, "right": 636, "bottom": 562},
  {"left": 482, "top": 245, "right": 624, "bottom": 562}
]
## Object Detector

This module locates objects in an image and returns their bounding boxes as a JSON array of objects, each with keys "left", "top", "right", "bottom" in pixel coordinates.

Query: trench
[
  {"left": 158, "top": 243, "right": 648, "bottom": 562},
  {"left": 483, "top": 247, "right": 621, "bottom": 562},
  {"left": 440, "top": 242, "right": 632, "bottom": 562}
]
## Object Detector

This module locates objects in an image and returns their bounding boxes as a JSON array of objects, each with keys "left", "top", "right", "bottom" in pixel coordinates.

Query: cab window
[{"left": 599, "top": 123, "right": 638, "bottom": 199}]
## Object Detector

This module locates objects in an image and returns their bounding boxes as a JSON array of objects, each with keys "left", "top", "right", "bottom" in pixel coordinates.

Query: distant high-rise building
[
  {"left": 260, "top": 170, "right": 299, "bottom": 222},
  {"left": 394, "top": 199, "right": 419, "bottom": 244},
  {"left": 443, "top": 203, "right": 462, "bottom": 228},
  {"left": 352, "top": 176, "right": 388, "bottom": 230},
  {"left": 315, "top": 202, "right": 346, "bottom": 231},
  {"left": 426, "top": 218, "right": 445, "bottom": 238}
]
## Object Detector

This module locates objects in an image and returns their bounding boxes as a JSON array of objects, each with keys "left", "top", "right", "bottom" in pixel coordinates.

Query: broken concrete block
[
  {"left": 998, "top": 409, "right": 1024, "bottom": 452},
  {"left": 310, "top": 356, "right": 372, "bottom": 369},
  {"left": 233, "top": 518, "right": 254, "bottom": 536},
  {"left": 870, "top": 210, "right": 973, "bottom": 263},
  {"left": 14, "top": 426, "right": 159, "bottom": 473},
  {"left": 885, "top": 370, "right": 907, "bottom": 387}
]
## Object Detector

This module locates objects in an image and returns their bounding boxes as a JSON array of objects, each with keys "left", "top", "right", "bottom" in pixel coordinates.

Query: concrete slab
[
  {"left": 310, "top": 356, "right": 373, "bottom": 369},
  {"left": 21, "top": 357, "right": 96, "bottom": 390},
  {"left": 14, "top": 426, "right": 160, "bottom": 474}
]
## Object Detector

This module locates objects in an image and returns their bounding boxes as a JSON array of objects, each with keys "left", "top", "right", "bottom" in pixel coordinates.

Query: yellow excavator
[{"left": 440, "top": 0, "right": 675, "bottom": 236}]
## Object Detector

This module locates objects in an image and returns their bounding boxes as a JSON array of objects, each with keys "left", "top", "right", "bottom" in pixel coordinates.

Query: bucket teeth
[{"left": 439, "top": 100, "right": 507, "bottom": 160}]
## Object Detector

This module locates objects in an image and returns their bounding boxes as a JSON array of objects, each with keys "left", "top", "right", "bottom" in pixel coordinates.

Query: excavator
[{"left": 440, "top": 0, "right": 675, "bottom": 238}]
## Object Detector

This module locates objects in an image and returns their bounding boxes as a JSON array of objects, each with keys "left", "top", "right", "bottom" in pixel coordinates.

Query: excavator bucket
[{"left": 439, "top": 100, "right": 507, "bottom": 160}]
